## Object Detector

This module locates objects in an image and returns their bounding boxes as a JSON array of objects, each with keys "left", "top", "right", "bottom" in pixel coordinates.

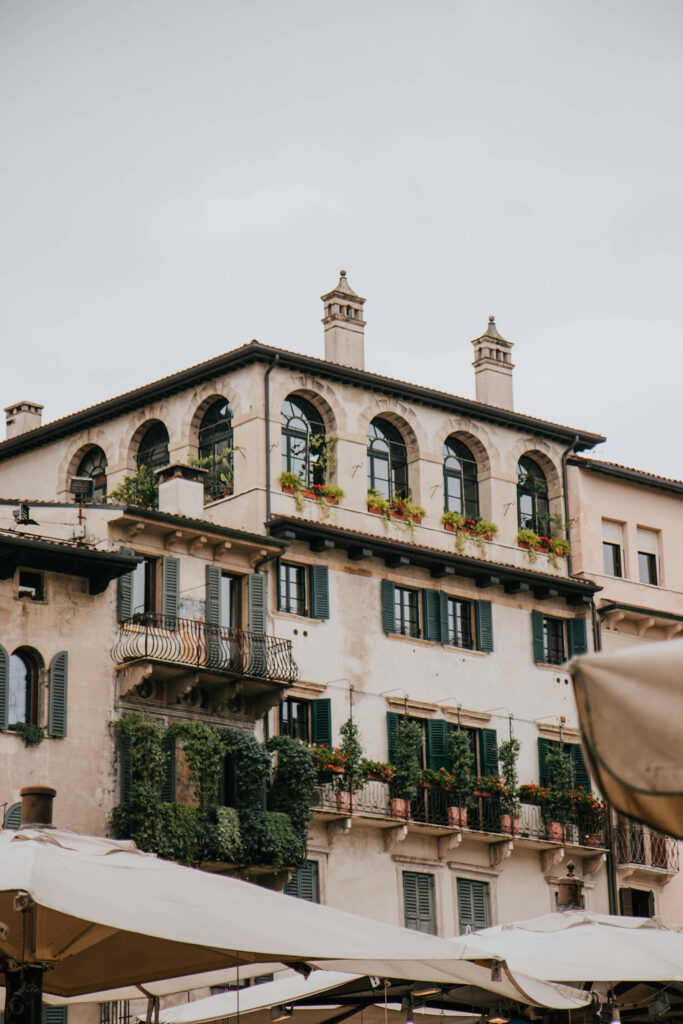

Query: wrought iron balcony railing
[
  {"left": 112, "top": 613, "right": 298, "bottom": 685},
  {"left": 614, "top": 824, "right": 679, "bottom": 871}
]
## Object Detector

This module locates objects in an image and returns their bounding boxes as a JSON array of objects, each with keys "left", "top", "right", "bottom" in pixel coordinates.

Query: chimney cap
[
  {"left": 19, "top": 785, "right": 57, "bottom": 828},
  {"left": 321, "top": 270, "right": 365, "bottom": 303},
  {"left": 471, "top": 316, "right": 511, "bottom": 346},
  {"left": 5, "top": 400, "right": 44, "bottom": 415}
]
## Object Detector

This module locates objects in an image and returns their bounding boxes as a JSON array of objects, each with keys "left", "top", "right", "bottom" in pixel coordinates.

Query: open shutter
[
  {"left": 439, "top": 592, "right": 449, "bottom": 644},
  {"left": 248, "top": 573, "right": 267, "bottom": 676},
  {"left": 4, "top": 801, "right": 22, "bottom": 830},
  {"left": 619, "top": 887, "right": 634, "bottom": 917},
  {"left": 538, "top": 737, "right": 551, "bottom": 787},
  {"left": 421, "top": 590, "right": 442, "bottom": 643},
  {"left": 117, "top": 547, "right": 135, "bottom": 622},
  {"left": 119, "top": 735, "right": 132, "bottom": 805},
  {"left": 567, "top": 617, "right": 588, "bottom": 657},
  {"left": 571, "top": 743, "right": 592, "bottom": 793},
  {"left": 531, "top": 610, "right": 545, "bottom": 663},
  {"left": 474, "top": 601, "right": 494, "bottom": 653},
  {"left": 309, "top": 565, "right": 330, "bottom": 620},
  {"left": 48, "top": 651, "right": 68, "bottom": 738},
  {"left": 160, "top": 734, "right": 176, "bottom": 803},
  {"left": 426, "top": 719, "right": 451, "bottom": 770},
  {"left": 205, "top": 565, "right": 222, "bottom": 669},
  {"left": 311, "top": 698, "right": 332, "bottom": 747},
  {"left": 0, "top": 644, "right": 8, "bottom": 731},
  {"left": 381, "top": 580, "right": 396, "bottom": 634},
  {"left": 161, "top": 556, "right": 180, "bottom": 629},
  {"left": 387, "top": 711, "right": 400, "bottom": 764},
  {"left": 647, "top": 890, "right": 656, "bottom": 918},
  {"left": 479, "top": 729, "right": 499, "bottom": 776}
]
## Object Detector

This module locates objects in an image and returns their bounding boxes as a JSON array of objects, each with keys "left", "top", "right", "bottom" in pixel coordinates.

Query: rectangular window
[
  {"left": 603, "top": 542, "right": 622, "bottom": 577},
  {"left": 284, "top": 859, "right": 320, "bottom": 902},
  {"left": 446, "top": 598, "right": 473, "bottom": 649},
  {"left": 18, "top": 570, "right": 44, "bottom": 601},
  {"left": 619, "top": 887, "right": 654, "bottom": 918},
  {"left": 279, "top": 697, "right": 311, "bottom": 742},
  {"left": 403, "top": 871, "right": 435, "bottom": 934},
  {"left": 131, "top": 558, "right": 158, "bottom": 616},
  {"left": 637, "top": 528, "right": 659, "bottom": 585},
  {"left": 394, "top": 586, "right": 419, "bottom": 637},
  {"left": 220, "top": 573, "right": 239, "bottom": 628},
  {"left": 278, "top": 562, "right": 307, "bottom": 615},
  {"left": 543, "top": 616, "right": 565, "bottom": 665},
  {"left": 456, "top": 878, "right": 490, "bottom": 933}
]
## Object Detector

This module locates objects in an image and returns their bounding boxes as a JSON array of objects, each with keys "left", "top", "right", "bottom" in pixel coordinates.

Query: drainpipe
[
  {"left": 264, "top": 353, "right": 280, "bottom": 527},
  {"left": 561, "top": 434, "right": 580, "bottom": 578}
]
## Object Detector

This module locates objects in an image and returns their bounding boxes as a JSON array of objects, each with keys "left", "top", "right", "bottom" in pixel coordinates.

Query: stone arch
[
  {"left": 127, "top": 418, "right": 170, "bottom": 470},
  {"left": 512, "top": 442, "right": 562, "bottom": 500},
  {"left": 181, "top": 378, "right": 243, "bottom": 452},
  {"left": 357, "top": 399, "right": 424, "bottom": 464},
  {"left": 280, "top": 387, "right": 339, "bottom": 437},
  {"left": 62, "top": 442, "right": 109, "bottom": 496}
]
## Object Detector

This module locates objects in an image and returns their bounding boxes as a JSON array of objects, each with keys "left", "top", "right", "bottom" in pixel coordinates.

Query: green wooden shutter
[
  {"left": 160, "top": 734, "right": 176, "bottom": 803},
  {"left": 567, "top": 617, "right": 588, "bottom": 657},
  {"left": 381, "top": 580, "right": 396, "bottom": 634},
  {"left": 474, "top": 600, "right": 494, "bottom": 652},
  {"left": 311, "top": 698, "right": 332, "bottom": 747},
  {"left": 426, "top": 719, "right": 451, "bottom": 770},
  {"left": 479, "top": 729, "right": 498, "bottom": 776},
  {"left": 248, "top": 573, "right": 267, "bottom": 676},
  {"left": 117, "top": 547, "right": 135, "bottom": 622},
  {"left": 42, "top": 1008, "right": 68, "bottom": 1024},
  {"left": 457, "top": 878, "right": 490, "bottom": 933},
  {"left": 48, "top": 651, "right": 68, "bottom": 738},
  {"left": 4, "top": 801, "right": 22, "bottom": 830},
  {"left": 421, "top": 590, "right": 442, "bottom": 643},
  {"left": 284, "top": 859, "right": 320, "bottom": 902},
  {"left": 538, "top": 737, "right": 551, "bottom": 787},
  {"left": 647, "top": 890, "right": 656, "bottom": 918},
  {"left": 161, "top": 555, "right": 180, "bottom": 629},
  {"left": 403, "top": 871, "right": 435, "bottom": 934},
  {"left": 387, "top": 711, "right": 400, "bottom": 763},
  {"left": 531, "top": 610, "right": 545, "bottom": 663},
  {"left": 438, "top": 592, "right": 449, "bottom": 644},
  {"left": 0, "top": 644, "right": 8, "bottom": 732},
  {"left": 309, "top": 565, "right": 330, "bottom": 620},
  {"left": 619, "top": 887, "right": 634, "bottom": 916},
  {"left": 571, "top": 743, "right": 592, "bottom": 793},
  {"left": 120, "top": 734, "right": 132, "bottom": 805},
  {"left": 205, "top": 565, "right": 222, "bottom": 668}
]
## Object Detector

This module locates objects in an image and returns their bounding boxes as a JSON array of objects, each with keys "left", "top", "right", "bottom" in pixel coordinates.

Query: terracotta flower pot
[
  {"left": 329, "top": 765, "right": 344, "bottom": 775},
  {"left": 546, "top": 821, "right": 565, "bottom": 843},
  {"left": 500, "top": 814, "right": 520, "bottom": 835},
  {"left": 302, "top": 488, "right": 321, "bottom": 500},
  {"left": 390, "top": 797, "right": 410, "bottom": 819},
  {"left": 447, "top": 806, "right": 468, "bottom": 828},
  {"left": 282, "top": 485, "right": 297, "bottom": 496},
  {"left": 584, "top": 833, "right": 602, "bottom": 847},
  {"left": 325, "top": 495, "right": 339, "bottom": 505},
  {"left": 443, "top": 522, "right": 457, "bottom": 533},
  {"left": 336, "top": 791, "right": 356, "bottom": 814},
  {"left": 518, "top": 541, "right": 530, "bottom": 550},
  {"left": 368, "top": 505, "right": 383, "bottom": 515},
  {"left": 411, "top": 515, "right": 422, "bottom": 524}
]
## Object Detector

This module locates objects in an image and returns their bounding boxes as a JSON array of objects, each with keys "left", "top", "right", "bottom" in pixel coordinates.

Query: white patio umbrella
[
  {"left": 0, "top": 827, "right": 588, "bottom": 1012},
  {"left": 571, "top": 639, "right": 683, "bottom": 837}
]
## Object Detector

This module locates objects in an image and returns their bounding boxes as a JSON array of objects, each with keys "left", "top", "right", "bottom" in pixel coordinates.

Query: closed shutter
[
  {"left": 571, "top": 744, "right": 592, "bottom": 793},
  {"left": 117, "top": 547, "right": 135, "bottom": 622},
  {"left": 205, "top": 565, "right": 222, "bottom": 669},
  {"left": 42, "top": 1008, "right": 68, "bottom": 1024},
  {"left": 0, "top": 644, "right": 8, "bottom": 731},
  {"left": 309, "top": 566, "right": 330, "bottom": 620},
  {"left": 160, "top": 734, "right": 176, "bottom": 803},
  {"left": 284, "top": 859, "right": 320, "bottom": 902},
  {"left": 567, "top": 618, "right": 588, "bottom": 657},
  {"left": 403, "top": 871, "right": 435, "bottom": 934},
  {"left": 538, "top": 737, "right": 551, "bottom": 788},
  {"left": 619, "top": 887, "right": 634, "bottom": 917},
  {"left": 474, "top": 601, "right": 494, "bottom": 653},
  {"left": 311, "top": 699, "right": 332, "bottom": 747},
  {"left": 161, "top": 556, "right": 180, "bottom": 629},
  {"left": 457, "top": 878, "right": 490, "bottom": 933},
  {"left": 426, "top": 719, "right": 451, "bottom": 770},
  {"left": 4, "top": 801, "right": 22, "bottom": 830},
  {"left": 48, "top": 651, "right": 68, "bottom": 738},
  {"left": 531, "top": 610, "right": 545, "bottom": 663},
  {"left": 120, "top": 735, "right": 132, "bottom": 805},
  {"left": 248, "top": 573, "right": 267, "bottom": 676},
  {"left": 381, "top": 580, "right": 396, "bottom": 634},
  {"left": 387, "top": 711, "right": 400, "bottom": 763},
  {"left": 438, "top": 592, "right": 449, "bottom": 644},
  {"left": 647, "top": 890, "right": 656, "bottom": 918},
  {"left": 479, "top": 729, "right": 499, "bottom": 776},
  {"left": 421, "top": 590, "right": 442, "bottom": 643}
]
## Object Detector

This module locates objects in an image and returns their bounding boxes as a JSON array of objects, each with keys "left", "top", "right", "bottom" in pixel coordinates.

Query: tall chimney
[
  {"left": 321, "top": 271, "right": 366, "bottom": 369},
  {"left": 20, "top": 785, "right": 56, "bottom": 828},
  {"left": 471, "top": 316, "right": 515, "bottom": 410},
  {"left": 156, "top": 463, "right": 207, "bottom": 518},
  {"left": 5, "top": 401, "right": 43, "bottom": 439}
]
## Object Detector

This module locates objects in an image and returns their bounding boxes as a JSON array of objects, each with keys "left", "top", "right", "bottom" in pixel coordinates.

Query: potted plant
[
  {"left": 367, "top": 488, "right": 389, "bottom": 516},
  {"left": 361, "top": 759, "right": 394, "bottom": 783},
  {"left": 545, "top": 745, "right": 574, "bottom": 842},
  {"left": 280, "top": 471, "right": 305, "bottom": 510},
  {"left": 310, "top": 744, "right": 346, "bottom": 776},
  {"left": 571, "top": 789, "right": 606, "bottom": 846},
  {"left": 447, "top": 728, "right": 475, "bottom": 827},
  {"left": 335, "top": 718, "right": 364, "bottom": 813},
  {"left": 442, "top": 512, "right": 498, "bottom": 554},
  {"left": 498, "top": 737, "right": 521, "bottom": 835},
  {"left": 389, "top": 719, "right": 422, "bottom": 818}
]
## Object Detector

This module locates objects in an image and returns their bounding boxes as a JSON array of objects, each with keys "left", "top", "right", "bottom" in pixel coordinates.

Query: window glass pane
[
  {"left": 394, "top": 587, "right": 419, "bottom": 637},
  {"left": 603, "top": 542, "right": 622, "bottom": 577},
  {"left": 220, "top": 574, "right": 238, "bottom": 628},
  {"left": 9, "top": 654, "right": 29, "bottom": 724},
  {"left": 542, "top": 617, "right": 565, "bottom": 665},
  {"left": 279, "top": 698, "right": 310, "bottom": 742},
  {"left": 131, "top": 561, "right": 147, "bottom": 615},
  {"left": 447, "top": 598, "right": 473, "bottom": 649},
  {"left": 279, "top": 563, "right": 306, "bottom": 615},
  {"left": 638, "top": 551, "right": 658, "bottom": 586}
]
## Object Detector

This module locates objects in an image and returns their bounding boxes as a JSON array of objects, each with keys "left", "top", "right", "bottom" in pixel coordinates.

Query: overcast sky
[{"left": 1, "top": 0, "right": 681, "bottom": 478}]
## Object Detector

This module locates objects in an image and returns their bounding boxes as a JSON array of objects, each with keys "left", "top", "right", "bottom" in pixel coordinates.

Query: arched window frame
[
  {"left": 198, "top": 399, "right": 234, "bottom": 500},
  {"left": 76, "top": 446, "right": 108, "bottom": 502},
  {"left": 281, "top": 396, "right": 325, "bottom": 487},
  {"left": 9, "top": 648, "right": 41, "bottom": 727},
  {"left": 136, "top": 423, "right": 170, "bottom": 472},
  {"left": 442, "top": 437, "right": 479, "bottom": 519},
  {"left": 367, "top": 418, "right": 408, "bottom": 500},
  {"left": 517, "top": 456, "right": 550, "bottom": 535}
]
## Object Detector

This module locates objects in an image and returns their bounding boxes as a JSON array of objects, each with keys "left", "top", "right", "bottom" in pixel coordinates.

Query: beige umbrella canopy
[{"left": 571, "top": 639, "right": 683, "bottom": 837}]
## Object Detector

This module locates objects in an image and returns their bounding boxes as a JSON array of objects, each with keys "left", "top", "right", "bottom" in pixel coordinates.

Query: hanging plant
[
  {"left": 7, "top": 722, "right": 44, "bottom": 746},
  {"left": 442, "top": 512, "right": 498, "bottom": 554},
  {"left": 367, "top": 490, "right": 426, "bottom": 532}
]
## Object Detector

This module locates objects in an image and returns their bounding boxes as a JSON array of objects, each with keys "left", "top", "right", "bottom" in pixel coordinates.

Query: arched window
[
  {"left": 76, "top": 446, "right": 108, "bottom": 502},
  {"left": 199, "top": 399, "right": 234, "bottom": 500},
  {"left": 367, "top": 417, "right": 408, "bottom": 500},
  {"left": 517, "top": 456, "right": 550, "bottom": 535},
  {"left": 281, "top": 396, "right": 325, "bottom": 487},
  {"left": 137, "top": 423, "right": 169, "bottom": 471},
  {"left": 9, "top": 649, "right": 40, "bottom": 726},
  {"left": 443, "top": 437, "right": 478, "bottom": 519}
]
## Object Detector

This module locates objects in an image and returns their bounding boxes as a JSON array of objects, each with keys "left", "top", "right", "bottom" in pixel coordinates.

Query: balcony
[
  {"left": 614, "top": 824, "right": 679, "bottom": 875},
  {"left": 112, "top": 614, "right": 298, "bottom": 711}
]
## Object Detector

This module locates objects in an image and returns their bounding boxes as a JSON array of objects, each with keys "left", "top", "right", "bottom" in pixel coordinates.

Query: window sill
[
  {"left": 442, "top": 645, "right": 487, "bottom": 658},
  {"left": 274, "top": 610, "right": 326, "bottom": 626},
  {"left": 533, "top": 660, "right": 571, "bottom": 673}
]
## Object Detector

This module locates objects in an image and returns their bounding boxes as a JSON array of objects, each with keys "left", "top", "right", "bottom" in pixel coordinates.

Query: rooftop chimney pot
[
  {"left": 19, "top": 785, "right": 56, "bottom": 828},
  {"left": 5, "top": 401, "right": 43, "bottom": 440}
]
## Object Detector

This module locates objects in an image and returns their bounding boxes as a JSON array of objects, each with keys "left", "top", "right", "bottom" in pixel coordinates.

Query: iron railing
[
  {"left": 312, "top": 782, "right": 606, "bottom": 846},
  {"left": 614, "top": 824, "right": 679, "bottom": 871},
  {"left": 111, "top": 614, "right": 298, "bottom": 685}
]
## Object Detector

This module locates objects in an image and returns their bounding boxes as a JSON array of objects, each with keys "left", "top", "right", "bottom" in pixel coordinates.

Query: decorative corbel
[
  {"left": 541, "top": 847, "right": 565, "bottom": 873},
  {"left": 490, "top": 840, "right": 514, "bottom": 867},
  {"left": 582, "top": 852, "right": 606, "bottom": 877},
  {"left": 383, "top": 824, "right": 408, "bottom": 852},
  {"left": 437, "top": 832, "right": 463, "bottom": 859}
]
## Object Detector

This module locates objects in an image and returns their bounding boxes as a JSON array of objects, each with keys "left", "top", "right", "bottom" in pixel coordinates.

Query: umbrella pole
[{"left": 4, "top": 964, "right": 45, "bottom": 1024}]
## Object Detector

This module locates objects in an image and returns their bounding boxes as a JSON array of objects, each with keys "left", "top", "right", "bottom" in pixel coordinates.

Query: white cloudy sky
[{"left": 0, "top": 0, "right": 681, "bottom": 477}]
